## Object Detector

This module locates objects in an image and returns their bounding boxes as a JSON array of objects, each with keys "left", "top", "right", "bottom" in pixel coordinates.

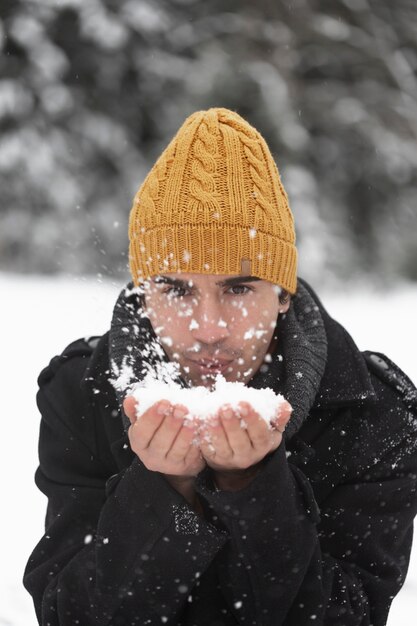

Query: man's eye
[
  {"left": 163, "top": 287, "right": 189, "bottom": 298},
  {"left": 227, "top": 285, "right": 253, "bottom": 296}
]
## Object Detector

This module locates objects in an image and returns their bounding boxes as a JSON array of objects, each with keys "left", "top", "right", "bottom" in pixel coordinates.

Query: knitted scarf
[{"left": 109, "top": 281, "right": 328, "bottom": 438}]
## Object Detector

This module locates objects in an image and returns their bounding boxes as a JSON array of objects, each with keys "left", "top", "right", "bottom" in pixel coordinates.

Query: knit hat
[{"left": 128, "top": 107, "right": 297, "bottom": 293}]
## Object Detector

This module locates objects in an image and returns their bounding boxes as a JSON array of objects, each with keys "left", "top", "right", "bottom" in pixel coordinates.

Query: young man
[{"left": 24, "top": 108, "right": 417, "bottom": 625}]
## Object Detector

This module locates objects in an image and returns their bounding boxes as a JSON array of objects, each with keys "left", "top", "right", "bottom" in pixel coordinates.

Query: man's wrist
[
  {"left": 164, "top": 474, "right": 195, "bottom": 499},
  {"left": 212, "top": 463, "right": 262, "bottom": 492},
  {"left": 163, "top": 474, "right": 204, "bottom": 515}
]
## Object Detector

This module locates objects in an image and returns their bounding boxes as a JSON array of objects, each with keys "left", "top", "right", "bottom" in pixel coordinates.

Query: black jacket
[{"left": 24, "top": 285, "right": 417, "bottom": 626}]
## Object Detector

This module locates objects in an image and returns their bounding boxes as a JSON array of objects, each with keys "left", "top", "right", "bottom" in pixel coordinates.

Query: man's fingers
[
  {"left": 267, "top": 428, "right": 283, "bottom": 452},
  {"left": 271, "top": 400, "right": 293, "bottom": 432},
  {"left": 237, "top": 402, "right": 271, "bottom": 450},
  {"left": 166, "top": 425, "right": 196, "bottom": 463},
  {"left": 123, "top": 395, "right": 138, "bottom": 425},
  {"left": 127, "top": 396, "right": 290, "bottom": 474},
  {"left": 150, "top": 404, "right": 189, "bottom": 454},
  {"left": 200, "top": 418, "right": 233, "bottom": 460},
  {"left": 219, "top": 406, "right": 252, "bottom": 452},
  {"left": 279, "top": 400, "right": 293, "bottom": 421},
  {"left": 184, "top": 440, "right": 203, "bottom": 465},
  {"left": 129, "top": 400, "right": 170, "bottom": 450}
]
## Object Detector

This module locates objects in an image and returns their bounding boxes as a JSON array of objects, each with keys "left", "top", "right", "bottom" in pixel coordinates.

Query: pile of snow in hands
[{"left": 131, "top": 373, "right": 286, "bottom": 425}]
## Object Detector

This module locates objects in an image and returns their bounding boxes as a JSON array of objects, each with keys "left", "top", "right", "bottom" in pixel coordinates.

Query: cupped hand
[
  {"left": 199, "top": 400, "right": 292, "bottom": 473},
  {"left": 123, "top": 395, "right": 205, "bottom": 478}
]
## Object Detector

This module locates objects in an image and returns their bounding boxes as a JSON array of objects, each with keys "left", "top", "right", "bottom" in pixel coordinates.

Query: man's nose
[{"left": 190, "top": 298, "right": 230, "bottom": 344}]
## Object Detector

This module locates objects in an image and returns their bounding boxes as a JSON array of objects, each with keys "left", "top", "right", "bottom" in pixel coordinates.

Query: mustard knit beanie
[{"left": 129, "top": 107, "right": 297, "bottom": 294}]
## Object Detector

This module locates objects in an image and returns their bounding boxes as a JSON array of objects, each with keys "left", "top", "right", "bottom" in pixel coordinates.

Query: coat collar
[{"left": 301, "top": 281, "right": 377, "bottom": 408}]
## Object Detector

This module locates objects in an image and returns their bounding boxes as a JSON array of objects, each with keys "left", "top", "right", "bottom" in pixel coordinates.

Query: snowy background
[{"left": 1, "top": 272, "right": 416, "bottom": 625}]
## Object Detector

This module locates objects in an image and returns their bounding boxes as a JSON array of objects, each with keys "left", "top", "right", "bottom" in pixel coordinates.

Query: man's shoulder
[
  {"left": 363, "top": 350, "right": 417, "bottom": 414},
  {"left": 36, "top": 333, "right": 114, "bottom": 454},
  {"left": 300, "top": 278, "right": 416, "bottom": 415},
  {"left": 38, "top": 333, "right": 109, "bottom": 390},
  {"left": 355, "top": 351, "right": 417, "bottom": 469},
  {"left": 35, "top": 333, "right": 121, "bottom": 479}
]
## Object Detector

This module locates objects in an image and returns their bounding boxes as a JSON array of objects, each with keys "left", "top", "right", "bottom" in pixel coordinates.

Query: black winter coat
[{"left": 24, "top": 286, "right": 417, "bottom": 626}]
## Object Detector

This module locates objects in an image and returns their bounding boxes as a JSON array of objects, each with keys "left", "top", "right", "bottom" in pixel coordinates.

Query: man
[{"left": 24, "top": 108, "right": 417, "bottom": 625}]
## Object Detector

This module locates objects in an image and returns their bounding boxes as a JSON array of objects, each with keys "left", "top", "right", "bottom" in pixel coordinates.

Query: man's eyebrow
[
  {"left": 152, "top": 276, "right": 188, "bottom": 288},
  {"left": 152, "top": 275, "right": 261, "bottom": 288},
  {"left": 217, "top": 275, "right": 261, "bottom": 287}
]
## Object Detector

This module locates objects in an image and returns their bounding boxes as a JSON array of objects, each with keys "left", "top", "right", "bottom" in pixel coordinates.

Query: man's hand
[
  {"left": 123, "top": 396, "right": 205, "bottom": 490},
  {"left": 199, "top": 401, "right": 292, "bottom": 486},
  {"left": 123, "top": 395, "right": 292, "bottom": 494}
]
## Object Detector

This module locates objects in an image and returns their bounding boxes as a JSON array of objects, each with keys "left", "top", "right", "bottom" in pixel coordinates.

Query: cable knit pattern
[
  {"left": 240, "top": 133, "right": 275, "bottom": 224},
  {"left": 188, "top": 113, "right": 220, "bottom": 215},
  {"left": 131, "top": 140, "right": 176, "bottom": 224},
  {"left": 129, "top": 107, "right": 297, "bottom": 292}
]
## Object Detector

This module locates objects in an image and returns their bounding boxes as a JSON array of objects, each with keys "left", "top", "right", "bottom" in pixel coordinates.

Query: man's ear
[
  {"left": 279, "top": 297, "right": 291, "bottom": 315},
  {"left": 138, "top": 281, "right": 151, "bottom": 317}
]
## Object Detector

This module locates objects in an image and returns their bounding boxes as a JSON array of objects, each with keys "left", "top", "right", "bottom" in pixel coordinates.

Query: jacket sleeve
[
  {"left": 195, "top": 427, "right": 417, "bottom": 626},
  {"left": 23, "top": 359, "right": 227, "bottom": 626}
]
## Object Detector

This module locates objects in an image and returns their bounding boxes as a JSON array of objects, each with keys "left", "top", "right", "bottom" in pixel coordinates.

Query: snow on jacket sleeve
[
  {"left": 23, "top": 354, "right": 228, "bottom": 626},
  {"left": 195, "top": 415, "right": 417, "bottom": 626}
]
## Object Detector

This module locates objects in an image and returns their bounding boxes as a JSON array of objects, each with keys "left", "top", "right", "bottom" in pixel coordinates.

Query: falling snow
[
  {"left": 243, "top": 327, "right": 269, "bottom": 340},
  {"left": 110, "top": 356, "right": 135, "bottom": 392}
]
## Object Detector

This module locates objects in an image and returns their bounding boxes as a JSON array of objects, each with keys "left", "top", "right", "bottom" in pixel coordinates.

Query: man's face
[{"left": 142, "top": 272, "right": 290, "bottom": 388}]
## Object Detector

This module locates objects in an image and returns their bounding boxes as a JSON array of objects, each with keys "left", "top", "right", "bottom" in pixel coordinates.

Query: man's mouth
[{"left": 187, "top": 358, "right": 234, "bottom": 375}]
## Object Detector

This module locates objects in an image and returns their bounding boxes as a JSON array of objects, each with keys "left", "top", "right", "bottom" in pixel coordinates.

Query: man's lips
[
  {"left": 186, "top": 357, "right": 233, "bottom": 371},
  {"left": 193, "top": 358, "right": 232, "bottom": 366}
]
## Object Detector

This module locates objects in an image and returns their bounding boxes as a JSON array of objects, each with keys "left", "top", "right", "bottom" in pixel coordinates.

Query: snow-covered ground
[{"left": 1, "top": 272, "right": 416, "bottom": 625}]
